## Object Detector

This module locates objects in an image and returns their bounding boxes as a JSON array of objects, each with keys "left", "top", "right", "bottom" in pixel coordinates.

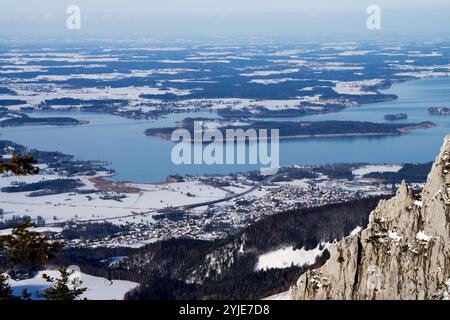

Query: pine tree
[
  {"left": 0, "top": 154, "right": 39, "bottom": 175},
  {"left": 42, "top": 267, "right": 87, "bottom": 300},
  {"left": 1, "top": 154, "right": 40, "bottom": 298},
  {"left": 0, "top": 222, "right": 63, "bottom": 277},
  {"left": 0, "top": 154, "right": 71, "bottom": 300}
]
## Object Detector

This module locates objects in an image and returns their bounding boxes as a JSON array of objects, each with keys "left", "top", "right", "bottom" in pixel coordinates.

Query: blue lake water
[{"left": 1, "top": 77, "right": 450, "bottom": 183}]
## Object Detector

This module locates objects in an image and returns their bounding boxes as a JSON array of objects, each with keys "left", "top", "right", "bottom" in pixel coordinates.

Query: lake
[{"left": 1, "top": 77, "right": 449, "bottom": 183}]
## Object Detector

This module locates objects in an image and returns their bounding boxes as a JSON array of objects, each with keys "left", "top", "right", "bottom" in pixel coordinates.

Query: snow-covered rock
[{"left": 290, "top": 135, "right": 450, "bottom": 300}]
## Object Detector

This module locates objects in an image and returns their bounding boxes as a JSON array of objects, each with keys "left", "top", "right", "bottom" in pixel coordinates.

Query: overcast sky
[{"left": 1, "top": 0, "right": 449, "bottom": 37}]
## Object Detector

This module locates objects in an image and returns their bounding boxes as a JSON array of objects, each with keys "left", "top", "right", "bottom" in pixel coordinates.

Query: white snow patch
[
  {"left": 388, "top": 231, "right": 402, "bottom": 242},
  {"left": 352, "top": 165, "right": 402, "bottom": 178},
  {"left": 255, "top": 243, "right": 329, "bottom": 271},
  {"left": 338, "top": 50, "right": 371, "bottom": 56},
  {"left": 416, "top": 231, "right": 430, "bottom": 242},
  {"left": 350, "top": 226, "right": 363, "bottom": 236},
  {"left": 248, "top": 78, "right": 296, "bottom": 85},
  {"left": 8, "top": 270, "right": 138, "bottom": 300},
  {"left": 240, "top": 68, "right": 299, "bottom": 77},
  {"left": 333, "top": 79, "right": 383, "bottom": 95}
]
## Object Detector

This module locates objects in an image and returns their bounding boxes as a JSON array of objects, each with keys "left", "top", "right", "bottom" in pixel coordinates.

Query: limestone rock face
[{"left": 290, "top": 136, "right": 450, "bottom": 300}]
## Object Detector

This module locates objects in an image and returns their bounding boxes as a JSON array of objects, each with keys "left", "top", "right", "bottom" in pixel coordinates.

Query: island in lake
[
  {"left": 428, "top": 107, "right": 450, "bottom": 115},
  {"left": 384, "top": 113, "right": 408, "bottom": 121},
  {"left": 145, "top": 118, "right": 436, "bottom": 141},
  {"left": 0, "top": 110, "right": 88, "bottom": 127}
]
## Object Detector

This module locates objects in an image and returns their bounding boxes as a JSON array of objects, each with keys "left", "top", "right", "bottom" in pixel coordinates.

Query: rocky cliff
[{"left": 290, "top": 136, "right": 450, "bottom": 300}]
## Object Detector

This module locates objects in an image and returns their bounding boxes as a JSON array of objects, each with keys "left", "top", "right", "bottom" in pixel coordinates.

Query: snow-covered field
[
  {"left": 0, "top": 171, "right": 229, "bottom": 225},
  {"left": 0, "top": 84, "right": 196, "bottom": 110},
  {"left": 333, "top": 79, "right": 383, "bottom": 95},
  {"left": 275, "top": 179, "right": 309, "bottom": 188},
  {"left": 7, "top": 270, "right": 139, "bottom": 300},
  {"left": 240, "top": 68, "right": 300, "bottom": 77}
]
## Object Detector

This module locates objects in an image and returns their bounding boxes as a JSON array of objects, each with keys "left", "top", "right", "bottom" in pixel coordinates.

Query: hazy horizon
[{"left": 1, "top": 0, "right": 450, "bottom": 38}]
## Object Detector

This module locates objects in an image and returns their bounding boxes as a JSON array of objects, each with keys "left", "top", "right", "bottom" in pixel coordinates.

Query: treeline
[
  {"left": 312, "top": 163, "right": 355, "bottom": 180},
  {"left": 125, "top": 263, "right": 318, "bottom": 300},
  {"left": 43, "top": 98, "right": 127, "bottom": 107},
  {"left": 0, "top": 214, "right": 45, "bottom": 230},
  {"left": 125, "top": 250, "right": 333, "bottom": 300},
  {"left": 1, "top": 178, "right": 83, "bottom": 196},
  {"left": 62, "top": 222, "right": 126, "bottom": 241},
  {"left": 49, "top": 246, "right": 144, "bottom": 283},
  {"left": 363, "top": 162, "right": 432, "bottom": 183},
  {"left": 48, "top": 160, "right": 110, "bottom": 176},
  {"left": 0, "top": 99, "right": 26, "bottom": 106},
  {"left": 322, "top": 93, "right": 398, "bottom": 104},
  {"left": 231, "top": 197, "right": 385, "bottom": 253}
]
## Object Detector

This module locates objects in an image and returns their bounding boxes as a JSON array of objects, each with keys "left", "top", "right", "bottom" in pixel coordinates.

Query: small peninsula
[{"left": 0, "top": 111, "right": 88, "bottom": 127}]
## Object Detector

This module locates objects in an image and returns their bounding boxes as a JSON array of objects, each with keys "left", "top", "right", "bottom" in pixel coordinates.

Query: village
[{"left": 59, "top": 164, "right": 414, "bottom": 248}]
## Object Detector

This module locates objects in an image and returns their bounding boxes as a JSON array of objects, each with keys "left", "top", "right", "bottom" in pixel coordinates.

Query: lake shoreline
[{"left": 2, "top": 76, "right": 450, "bottom": 183}]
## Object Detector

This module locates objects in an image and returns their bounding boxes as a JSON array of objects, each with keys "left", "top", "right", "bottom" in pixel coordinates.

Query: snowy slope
[{"left": 7, "top": 270, "right": 139, "bottom": 300}]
